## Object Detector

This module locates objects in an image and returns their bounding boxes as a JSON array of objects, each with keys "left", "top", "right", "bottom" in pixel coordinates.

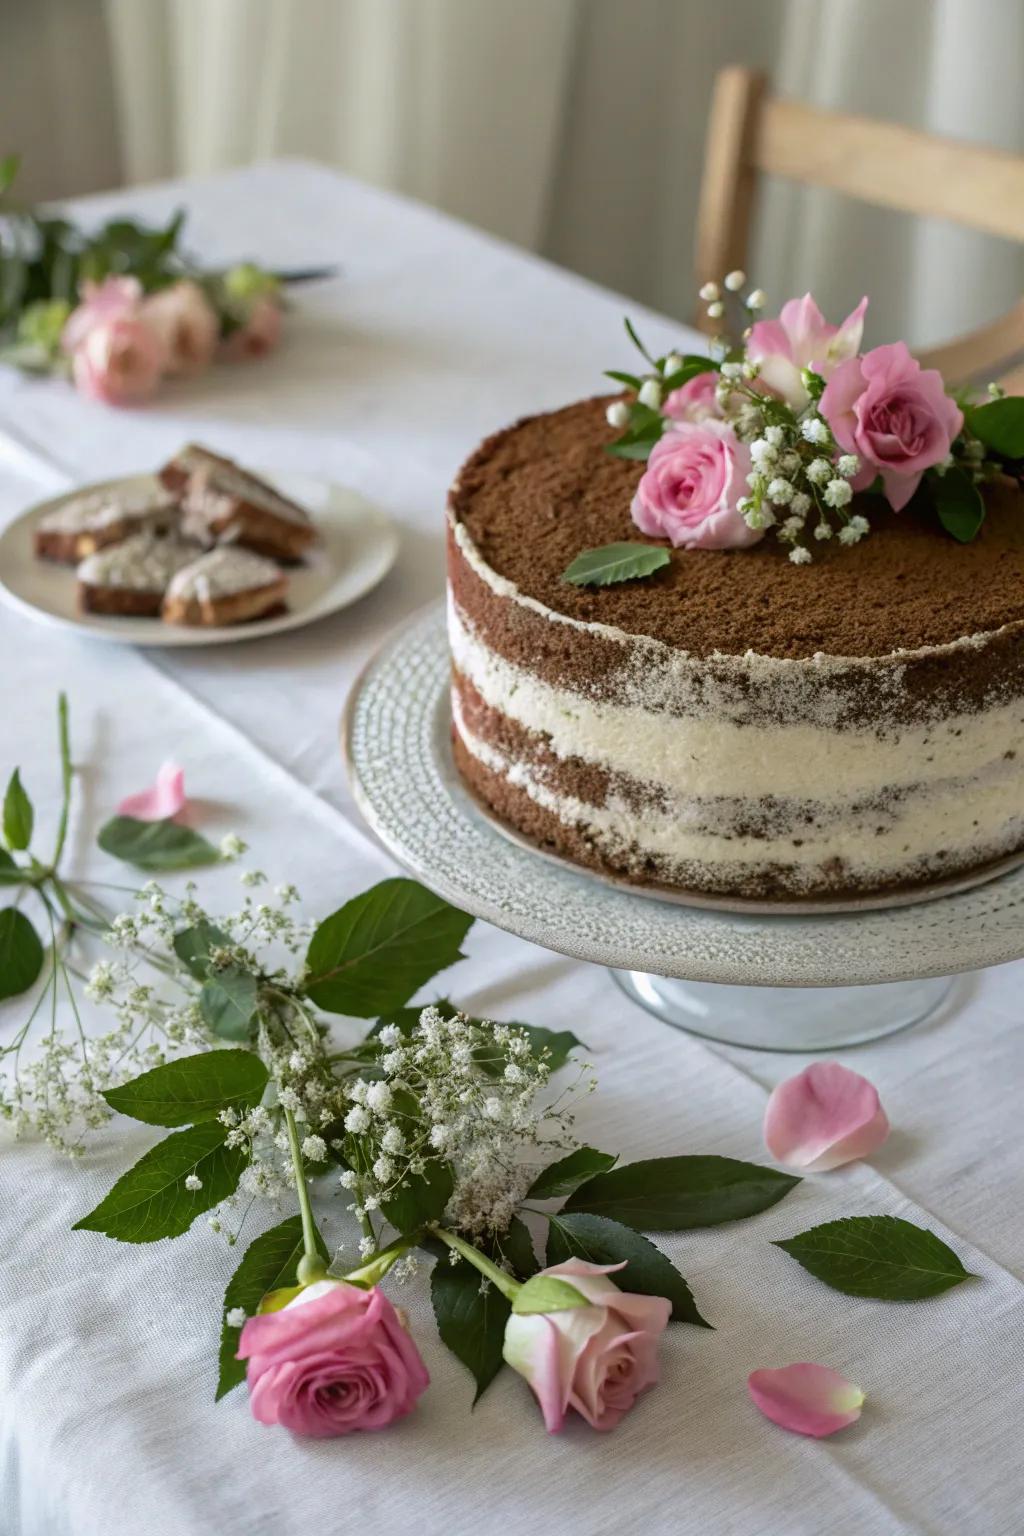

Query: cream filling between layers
[{"left": 449, "top": 601, "right": 1024, "bottom": 874}]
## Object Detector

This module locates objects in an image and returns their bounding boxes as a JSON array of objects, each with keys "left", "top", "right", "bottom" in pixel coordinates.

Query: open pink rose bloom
[
  {"left": 631, "top": 418, "right": 761, "bottom": 551},
  {"left": 764, "top": 1060, "right": 890, "bottom": 1172},
  {"left": 502, "top": 1259, "right": 671, "bottom": 1433},
  {"left": 238, "top": 1279, "right": 430, "bottom": 1438},
  {"left": 749, "top": 1363, "right": 865, "bottom": 1438},
  {"left": 747, "top": 292, "right": 868, "bottom": 408}
]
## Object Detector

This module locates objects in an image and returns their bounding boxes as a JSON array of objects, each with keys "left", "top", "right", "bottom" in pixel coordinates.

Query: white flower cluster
[
  {"left": 336, "top": 1006, "right": 593, "bottom": 1253},
  {"left": 737, "top": 410, "right": 865, "bottom": 561}
]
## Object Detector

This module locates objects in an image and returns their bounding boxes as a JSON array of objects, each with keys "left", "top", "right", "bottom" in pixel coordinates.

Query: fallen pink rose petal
[
  {"left": 764, "top": 1060, "right": 889, "bottom": 1172},
  {"left": 116, "top": 762, "right": 186, "bottom": 821},
  {"left": 748, "top": 1363, "right": 864, "bottom": 1438}
]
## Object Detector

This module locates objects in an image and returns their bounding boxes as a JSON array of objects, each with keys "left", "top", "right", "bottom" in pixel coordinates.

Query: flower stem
[
  {"left": 283, "top": 1106, "right": 325, "bottom": 1285},
  {"left": 52, "top": 693, "right": 72, "bottom": 870},
  {"left": 341, "top": 1235, "right": 414, "bottom": 1289},
  {"left": 428, "top": 1225, "right": 520, "bottom": 1304}
]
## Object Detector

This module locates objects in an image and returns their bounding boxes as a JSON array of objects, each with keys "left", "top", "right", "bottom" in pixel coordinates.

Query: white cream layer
[{"left": 450, "top": 600, "right": 1024, "bottom": 877}]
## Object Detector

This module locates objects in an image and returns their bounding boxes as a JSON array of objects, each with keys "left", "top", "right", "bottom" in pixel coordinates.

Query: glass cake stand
[{"left": 343, "top": 604, "right": 1024, "bottom": 1051}]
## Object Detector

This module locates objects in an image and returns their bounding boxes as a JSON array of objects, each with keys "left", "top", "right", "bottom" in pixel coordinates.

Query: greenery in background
[
  {"left": 0, "top": 153, "right": 329, "bottom": 373},
  {"left": 0, "top": 697, "right": 976, "bottom": 1410}
]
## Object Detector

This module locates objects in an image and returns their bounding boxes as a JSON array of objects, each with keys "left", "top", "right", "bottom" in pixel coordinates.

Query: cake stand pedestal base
[{"left": 610, "top": 971, "right": 954, "bottom": 1051}]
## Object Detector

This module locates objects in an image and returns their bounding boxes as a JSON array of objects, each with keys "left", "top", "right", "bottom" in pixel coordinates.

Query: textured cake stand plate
[
  {"left": 0, "top": 472, "right": 399, "bottom": 647},
  {"left": 344, "top": 603, "right": 1024, "bottom": 992}
]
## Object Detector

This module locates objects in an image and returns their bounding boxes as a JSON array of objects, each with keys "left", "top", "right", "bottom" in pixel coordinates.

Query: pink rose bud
[
  {"left": 141, "top": 280, "right": 219, "bottom": 376},
  {"left": 662, "top": 370, "right": 720, "bottom": 423},
  {"left": 820, "top": 341, "right": 964, "bottom": 511},
  {"left": 62, "top": 276, "right": 144, "bottom": 354},
  {"left": 747, "top": 292, "right": 868, "bottom": 409},
  {"left": 749, "top": 1362, "right": 865, "bottom": 1438},
  {"left": 238, "top": 1278, "right": 429, "bottom": 1437},
  {"left": 631, "top": 419, "right": 761, "bottom": 551},
  {"left": 502, "top": 1260, "right": 670, "bottom": 1433},
  {"left": 221, "top": 297, "right": 283, "bottom": 361},
  {"left": 764, "top": 1060, "right": 890, "bottom": 1172},
  {"left": 70, "top": 314, "right": 165, "bottom": 406}
]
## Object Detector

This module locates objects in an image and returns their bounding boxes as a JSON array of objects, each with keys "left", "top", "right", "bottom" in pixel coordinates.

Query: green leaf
[
  {"left": 546, "top": 1211, "right": 711, "bottom": 1326},
  {"left": 605, "top": 439, "right": 660, "bottom": 462},
  {"left": 0, "top": 847, "right": 23, "bottom": 885},
  {"left": 3, "top": 770, "right": 33, "bottom": 851},
  {"left": 102, "top": 1049, "right": 267, "bottom": 1127},
  {"left": 0, "top": 154, "right": 20, "bottom": 197},
  {"left": 564, "top": 1154, "right": 800, "bottom": 1230},
  {"left": 305, "top": 878, "right": 474, "bottom": 1017},
  {"left": 931, "top": 466, "right": 986, "bottom": 543},
  {"left": 199, "top": 970, "right": 259, "bottom": 1041},
  {"left": 499, "top": 1215, "right": 539, "bottom": 1277},
  {"left": 512, "top": 1274, "right": 588, "bottom": 1315},
  {"left": 173, "top": 922, "right": 229, "bottom": 979},
  {"left": 527, "top": 1147, "right": 618, "bottom": 1201},
  {"left": 0, "top": 908, "right": 44, "bottom": 1000},
  {"left": 380, "top": 1158, "right": 454, "bottom": 1233},
  {"left": 431, "top": 1247, "right": 510, "bottom": 1402},
  {"left": 98, "top": 816, "right": 219, "bottom": 872},
  {"left": 624, "top": 316, "right": 656, "bottom": 367},
  {"left": 217, "top": 1214, "right": 329, "bottom": 1399},
  {"left": 562, "top": 542, "right": 671, "bottom": 588},
  {"left": 517, "top": 1023, "right": 584, "bottom": 1071},
  {"left": 72, "top": 1122, "right": 248, "bottom": 1243},
  {"left": 774, "top": 1215, "right": 976, "bottom": 1300},
  {"left": 967, "top": 396, "right": 1024, "bottom": 460},
  {"left": 604, "top": 370, "right": 641, "bottom": 389}
]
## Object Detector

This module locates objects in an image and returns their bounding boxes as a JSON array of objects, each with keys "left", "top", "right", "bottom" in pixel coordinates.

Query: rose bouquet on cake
[{"left": 567, "top": 273, "right": 1024, "bottom": 578}]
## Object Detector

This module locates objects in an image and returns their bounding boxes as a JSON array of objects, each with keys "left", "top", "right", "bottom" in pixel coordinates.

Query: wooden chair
[{"left": 694, "top": 67, "right": 1024, "bottom": 389}]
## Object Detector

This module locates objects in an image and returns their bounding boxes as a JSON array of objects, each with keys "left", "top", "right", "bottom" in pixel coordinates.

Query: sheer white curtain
[{"left": 33, "top": 0, "right": 1024, "bottom": 345}]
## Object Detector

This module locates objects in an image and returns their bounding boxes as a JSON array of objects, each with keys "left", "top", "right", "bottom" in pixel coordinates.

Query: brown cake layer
[{"left": 451, "top": 395, "right": 1024, "bottom": 661}]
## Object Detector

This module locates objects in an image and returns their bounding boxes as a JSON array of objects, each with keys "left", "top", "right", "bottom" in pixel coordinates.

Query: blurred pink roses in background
[
  {"left": 821, "top": 341, "right": 964, "bottom": 509},
  {"left": 59, "top": 266, "right": 284, "bottom": 407},
  {"left": 238, "top": 1278, "right": 430, "bottom": 1438},
  {"left": 632, "top": 418, "right": 761, "bottom": 550},
  {"left": 502, "top": 1259, "right": 671, "bottom": 1433}
]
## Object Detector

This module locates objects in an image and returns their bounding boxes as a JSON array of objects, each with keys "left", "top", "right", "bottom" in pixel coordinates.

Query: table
[{"left": 1, "top": 161, "right": 1022, "bottom": 1536}]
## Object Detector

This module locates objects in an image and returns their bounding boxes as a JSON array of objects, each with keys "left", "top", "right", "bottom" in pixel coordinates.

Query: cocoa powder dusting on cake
[{"left": 451, "top": 396, "right": 1024, "bottom": 661}]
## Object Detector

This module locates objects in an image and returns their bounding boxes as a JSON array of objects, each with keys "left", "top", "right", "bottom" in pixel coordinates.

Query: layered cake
[{"left": 447, "top": 395, "right": 1024, "bottom": 903}]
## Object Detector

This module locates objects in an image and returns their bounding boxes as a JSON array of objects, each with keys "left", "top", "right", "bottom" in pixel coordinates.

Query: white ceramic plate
[
  {"left": 343, "top": 604, "right": 1024, "bottom": 988},
  {"left": 0, "top": 471, "right": 399, "bottom": 647}
]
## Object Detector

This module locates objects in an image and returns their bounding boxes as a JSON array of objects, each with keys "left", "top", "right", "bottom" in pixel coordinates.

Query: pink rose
[
  {"left": 820, "top": 342, "right": 964, "bottom": 511},
  {"left": 631, "top": 419, "right": 760, "bottom": 550},
  {"left": 502, "top": 1260, "right": 670, "bottom": 1433},
  {"left": 70, "top": 314, "right": 165, "bottom": 406},
  {"left": 663, "top": 369, "right": 720, "bottom": 423},
  {"left": 222, "top": 297, "right": 283, "bottom": 361},
  {"left": 238, "top": 1278, "right": 430, "bottom": 1438},
  {"left": 141, "top": 280, "right": 219, "bottom": 376},
  {"left": 748, "top": 293, "right": 868, "bottom": 408},
  {"left": 61, "top": 276, "right": 144, "bottom": 354}
]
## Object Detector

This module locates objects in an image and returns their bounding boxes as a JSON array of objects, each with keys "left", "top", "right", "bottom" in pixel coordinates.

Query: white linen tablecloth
[{"left": 1, "top": 162, "right": 1022, "bottom": 1536}]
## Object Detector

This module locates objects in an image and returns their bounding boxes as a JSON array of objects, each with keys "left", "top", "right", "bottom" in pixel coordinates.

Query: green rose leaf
[
  {"left": 199, "top": 969, "right": 259, "bottom": 1041},
  {"left": 3, "top": 769, "right": 33, "bottom": 851},
  {"left": 562, "top": 543, "right": 671, "bottom": 588},
  {"left": 967, "top": 396, "right": 1024, "bottom": 460},
  {"left": 774, "top": 1215, "right": 976, "bottom": 1300},
  {"left": 0, "top": 847, "right": 23, "bottom": 885},
  {"left": 72, "top": 1122, "right": 248, "bottom": 1243},
  {"left": 512, "top": 1274, "right": 589, "bottom": 1315},
  {"left": 0, "top": 908, "right": 44, "bottom": 1000},
  {"left": 500, "top": 1215, "right": 539, "bottom": 1278},
  {"left": 98, "top": 816, "right": 219, "bottom": 872},
  {"left": 564, "top": 1154, "right": 800, "bottom": 1230},
  {"left": 931, "top": 466, "right": 986, "bottom": 543},
  {"left": 604, "top": 370, "right": 642, "bottom": 388},
  {"left": 217, "top": 1213, "right": 329, "bottom": 1399},
  {"left": 380, "top": 1158, "right": 454, "bottom": 1234},
  {"left": 102, "top": 1049, "right": 268, "bottom": 1127},
  {"left": 173, "top": 922, "right": 230, "bottom": 979},
  {"left": 431, "top": 1248, "right": 511, "bottom": 1403},
  {"left": 527, "top": 1147, "right": 618, "bottom": 1201},
  {"left": 305, "top": 878, "right": 474, "bottom": 1017},
  {"left": 546, "top": 1211, "right": 711, "bottom": 1327}
]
